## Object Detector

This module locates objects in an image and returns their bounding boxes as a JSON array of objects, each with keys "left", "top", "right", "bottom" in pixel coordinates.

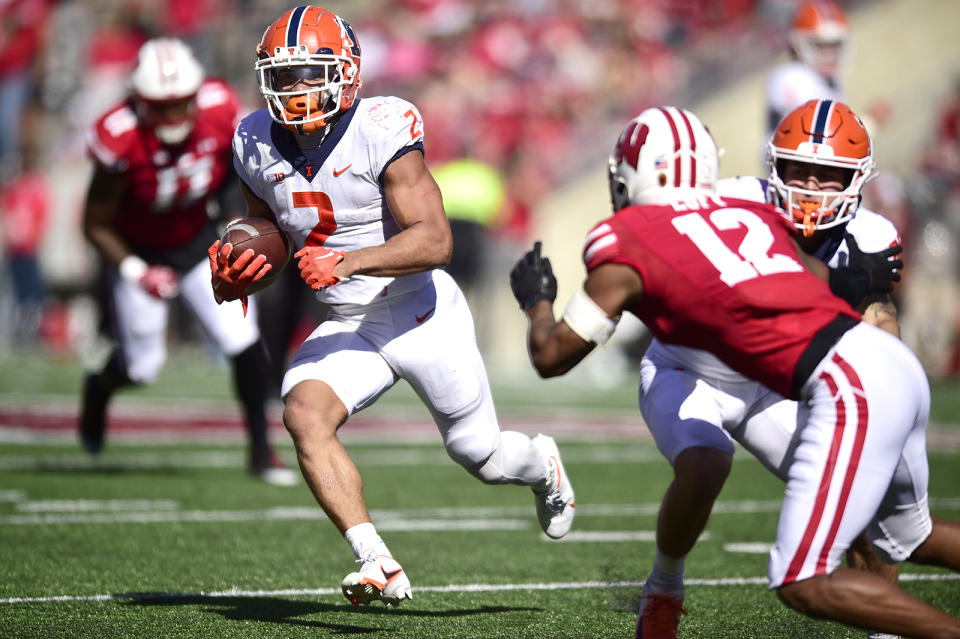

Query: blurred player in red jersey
[
  {"left": 79, "top": 37, "right": 297, "bottom": 486},
  {"left": 511, "top": 106, "right": 960, "bottom": 639}
]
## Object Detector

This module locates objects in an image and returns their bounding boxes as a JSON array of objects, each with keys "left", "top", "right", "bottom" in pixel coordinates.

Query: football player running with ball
[
  {"left": 511, "top": 106, "right": 960, "bottom": 639},
  {"left": 209, "top": 6, "right": 574, "bottom": 607},
  {"left": 79, "top": 38, "right": 297, "bottom": 486}
]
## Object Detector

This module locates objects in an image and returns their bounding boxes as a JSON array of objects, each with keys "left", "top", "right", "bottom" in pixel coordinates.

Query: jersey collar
[
  {"left": 811, "top": 223, "right": 847, "bottom": 264},
  {"left": 270, "top": 99, "right": 361, "bottom": 182}
]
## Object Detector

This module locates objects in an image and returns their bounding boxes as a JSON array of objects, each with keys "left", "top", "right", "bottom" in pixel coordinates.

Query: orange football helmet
[
  {"left": 788, "top": 1, "right": 849, "bottom": 81},
  {"left": 766, "top": 99, "right": 876, "bottom": 236},
  {"left": 256, "top": 6, "right": 362, "bottom": 134}
]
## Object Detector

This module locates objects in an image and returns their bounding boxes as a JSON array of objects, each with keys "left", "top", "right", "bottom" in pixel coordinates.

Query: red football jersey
[
  {"left": 583, "top": 195, "right": 859, "bottom": 398},
  {"left": 86, "top": 78, "right": 240, "bottom": 251}
]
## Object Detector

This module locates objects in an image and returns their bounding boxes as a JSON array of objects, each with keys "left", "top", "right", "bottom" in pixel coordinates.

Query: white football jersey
[
  {"left": 644, "top": 176, "right": 900, "bottom": 382},
  {"left": 765, "top": 61, "right": 841, "bottom": 135},
  {"left": 233, "top": 96, "right": 431, "bottom": 308}
]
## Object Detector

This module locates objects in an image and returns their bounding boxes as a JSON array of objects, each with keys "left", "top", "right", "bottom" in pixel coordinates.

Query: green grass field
[{"left": 2, "top": 346, "right": 959, "bottom": 638}]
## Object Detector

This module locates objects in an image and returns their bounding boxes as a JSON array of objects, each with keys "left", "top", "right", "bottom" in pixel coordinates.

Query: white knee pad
[
  {"left": 450, "top": 430, "right": 544, "bottom": 486},
  {"left": 445, "top": 428, "right": 500, "bottom": 481}
]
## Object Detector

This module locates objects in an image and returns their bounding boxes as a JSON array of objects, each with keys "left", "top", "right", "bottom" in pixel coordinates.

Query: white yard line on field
[
  {"left": 3, "top": 573, "right": 958, "bottom": 605},
  {"left": 2, "top": 498, "right": 959, "bottom": 526},
  {"left": 0, "top": 445, "right": 666, "bottom": 470}
]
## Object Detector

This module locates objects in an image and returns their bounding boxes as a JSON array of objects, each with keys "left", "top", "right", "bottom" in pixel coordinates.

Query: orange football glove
[
  {"left": 295, "top": 246, "right": 345, "bottom": 291},
  {"left": 207, "top": 239, "right": 272, "bottom": 316}
]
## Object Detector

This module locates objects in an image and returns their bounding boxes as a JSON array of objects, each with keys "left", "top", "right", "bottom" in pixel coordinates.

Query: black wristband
[{"left": 519, "top": 292, "right": 552, "bottom": 312}]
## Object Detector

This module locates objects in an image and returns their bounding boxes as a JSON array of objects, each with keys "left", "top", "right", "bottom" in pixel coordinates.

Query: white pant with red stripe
[
  {"left": 109, "top": 258, "right": 261, "bottom": 383},
  {"left": 769, "top": 322, "right": 931, "bottom": 588}
]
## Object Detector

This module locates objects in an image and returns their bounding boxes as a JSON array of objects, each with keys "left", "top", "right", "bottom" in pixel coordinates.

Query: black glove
[
  {"left": 828, "top": 232, "right": 903, "bottom": 307},
  {"left": 844, "top": 231, "right": 903, "bottom": 294},
  {"left": 510, "top": 241, "right": 557, "bottom": 311}
]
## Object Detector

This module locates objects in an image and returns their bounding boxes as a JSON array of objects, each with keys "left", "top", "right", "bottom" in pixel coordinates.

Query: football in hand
[{"left": 219, "top": 217, "right": 290, "bottom": 293}]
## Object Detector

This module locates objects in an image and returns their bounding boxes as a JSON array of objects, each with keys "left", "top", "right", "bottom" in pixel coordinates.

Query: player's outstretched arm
[
  {"left": 335, "top": 150, "right": 452, "bottom": 279},
  {"left": 511, "top": 243, "right": 640, "bottom": 377}
]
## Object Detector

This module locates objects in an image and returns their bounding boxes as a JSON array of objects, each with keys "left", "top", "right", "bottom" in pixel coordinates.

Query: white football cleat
[
  {"left": 341, "top": 551, "right": 412, "bottom": 607},
  {"left": 254, "top": 466, "right": 299, "bottom": 487},
  {"left": 250, "top": 452, "right": 300, "bottom": 487},
  {"left": 531, "top": 434, "right": 575, "bottom": 539}
]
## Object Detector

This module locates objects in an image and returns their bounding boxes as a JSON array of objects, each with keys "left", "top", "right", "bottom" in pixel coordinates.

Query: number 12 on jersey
[{"left": 671, "top": 208, "right": 803, "bottom": 287}]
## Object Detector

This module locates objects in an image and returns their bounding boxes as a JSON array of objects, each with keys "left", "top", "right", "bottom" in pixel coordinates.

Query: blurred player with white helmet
[
  {"left": 209, "top": 5, "right": 575, "bottom": 608},
  {"left": 79, "top": 38, "right": 297, "bottom": 486}
]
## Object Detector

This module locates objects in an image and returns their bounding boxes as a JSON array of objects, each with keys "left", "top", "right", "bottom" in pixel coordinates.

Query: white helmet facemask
[{"left": 256, "top": 47, "right": 356, "bottom": 132}]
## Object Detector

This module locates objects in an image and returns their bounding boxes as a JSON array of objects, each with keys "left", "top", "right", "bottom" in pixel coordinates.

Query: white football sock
[
  {"left": 645, "top": 548, "right": 685, "bottom": 598},
  {"left": 344, "top": 522, "right": 391, "bottom": 559}
]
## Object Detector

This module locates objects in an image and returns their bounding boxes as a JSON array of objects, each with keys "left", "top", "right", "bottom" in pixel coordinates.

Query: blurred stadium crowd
[{"left": 3, "top": 0, "right": 960, "bottom": 379}]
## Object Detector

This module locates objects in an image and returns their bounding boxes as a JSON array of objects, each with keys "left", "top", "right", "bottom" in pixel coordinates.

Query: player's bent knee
[
  {"left": 673, "top": 447, "right": 733, "bottom": 494},
  {"left": 282, "top": 380, "right": 346, "bottom": 441},
  {"left": 778, "top": 571, "right": 865, "bottom": 619},
  {"left": 777, "top": 579, "right": 821, "bottom": 616},
  {"left": 449, "top": 443, "right": 500, "bottom": 482},
  {"left": 445, "top": 433, "right": 502, "bottom": 483}
]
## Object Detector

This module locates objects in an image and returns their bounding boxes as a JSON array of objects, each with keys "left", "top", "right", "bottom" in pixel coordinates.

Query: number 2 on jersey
[
  {"left": 672, "top": 208, "right": 803, "bottom": 286},
  {"left": 293, "top": 191, "right": 338, "bottom": 246},
  {"left": 404, "top": 109, "right": 422, "bottom": 140}
]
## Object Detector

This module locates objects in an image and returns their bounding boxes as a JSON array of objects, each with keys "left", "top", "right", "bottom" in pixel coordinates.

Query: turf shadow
[{"left": 119, "top": 593, "right": 538, "bottom": 632}]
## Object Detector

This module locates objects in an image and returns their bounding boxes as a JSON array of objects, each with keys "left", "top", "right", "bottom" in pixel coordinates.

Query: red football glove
[
  {"left": 295, "top": 246, "right": 345, "bottom": 291},
  {"left": 139, "top": 265, "right": 179, "bottom": 299},
  {"left": 207, "top": 239, "right": 272, "bottom": 316}
]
